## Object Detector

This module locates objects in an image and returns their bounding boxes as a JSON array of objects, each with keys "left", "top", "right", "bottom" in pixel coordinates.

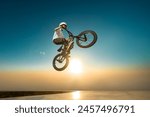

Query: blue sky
[{"left": 0, "top": 0, "right": 150, "bottom": 70}]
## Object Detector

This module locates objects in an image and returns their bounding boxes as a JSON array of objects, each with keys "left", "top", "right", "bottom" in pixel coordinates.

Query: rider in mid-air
[
  {"left": 52, "top": 22, "right": 70, "bottom": 52},
  {"left": 52, "top": 22, "right": 97, "bottom": 71}
]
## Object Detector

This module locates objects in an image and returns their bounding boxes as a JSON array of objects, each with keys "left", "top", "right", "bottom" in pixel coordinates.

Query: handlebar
[{"left": 64, "top": 28, "right": 74, "bottom": 37}]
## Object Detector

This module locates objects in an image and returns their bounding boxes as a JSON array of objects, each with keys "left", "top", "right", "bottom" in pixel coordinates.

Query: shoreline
[{"left": 0, "top": 91, "right": 71, "bottom": 98}]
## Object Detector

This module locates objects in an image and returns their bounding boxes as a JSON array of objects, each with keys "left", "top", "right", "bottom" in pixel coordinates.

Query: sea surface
[{"left": 3, "top": 91, "right": 150, "bottom": 100}]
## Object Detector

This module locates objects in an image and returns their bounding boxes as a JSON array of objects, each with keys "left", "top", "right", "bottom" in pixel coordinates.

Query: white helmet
[{"left": 59, "top": 22, "right": 67, "bottom": 27}]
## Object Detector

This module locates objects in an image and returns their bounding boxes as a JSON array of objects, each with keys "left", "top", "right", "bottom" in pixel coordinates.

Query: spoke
[
  {"left": 79, "top": 34, "right": 92, "bottom": 46},
  {"left": 55, "top": 55, "right": 67, "bottom": 69}
]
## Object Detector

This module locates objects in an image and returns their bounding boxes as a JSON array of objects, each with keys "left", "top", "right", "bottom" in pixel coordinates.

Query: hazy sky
[
  {"left": 0, "top": 0, "right": 150, "bottom": 90},
  {"left": 0, "top": 68, "right": 150, "bottom": 91},
  {"left": 0, "top": 0, "right": 150, "bottom": 70}
]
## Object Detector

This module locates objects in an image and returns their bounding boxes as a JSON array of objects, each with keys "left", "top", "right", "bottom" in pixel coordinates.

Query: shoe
[{"left": 57, "top": 46, "right": 62, "bottom": 52}]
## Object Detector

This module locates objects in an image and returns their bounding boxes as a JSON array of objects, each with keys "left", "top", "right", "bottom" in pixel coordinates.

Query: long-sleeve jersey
[{"left": 52, "top": 27, "right": 64, "bottom": 40}]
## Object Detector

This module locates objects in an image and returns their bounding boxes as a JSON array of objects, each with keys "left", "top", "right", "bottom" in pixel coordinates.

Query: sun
[
  {"left": 69, "top": 59, "right": 83, "bottom": 74},
  {"left": 72, "top": 91, "right": 80, "bottom": 99}
]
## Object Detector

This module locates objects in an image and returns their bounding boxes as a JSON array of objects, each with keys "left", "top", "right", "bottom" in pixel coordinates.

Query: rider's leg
[
  {"left": 63, "top": 38, "right": 69, "bottom": 46},
  {"left": 55, "top": 38, "right": 70, "bottom": 53},
  {"left": 62, "top": 38, "right": 69, "bottom": 50},
  {"left": 53, "top": 38, "right": 66, "bottom": 52}
]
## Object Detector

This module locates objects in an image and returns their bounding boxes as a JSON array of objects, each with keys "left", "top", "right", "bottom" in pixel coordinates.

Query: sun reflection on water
[{"left": 72, "top": 91, "right": 80, "bottom": 100}]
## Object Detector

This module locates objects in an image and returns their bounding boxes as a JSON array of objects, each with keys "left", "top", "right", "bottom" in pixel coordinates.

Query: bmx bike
[{"left": 53, "top": 29, "right": 97, "bottom": 71}]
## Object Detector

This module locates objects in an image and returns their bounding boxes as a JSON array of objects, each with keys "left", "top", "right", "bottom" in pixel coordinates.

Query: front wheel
[
  {"left": 52, "top": 54, "right": 69, "bottom": 71},
  {"left": 76, "top": 30, "right": 97, "bottom": 48}
]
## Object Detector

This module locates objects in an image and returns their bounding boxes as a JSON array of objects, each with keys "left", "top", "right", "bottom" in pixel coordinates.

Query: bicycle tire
[
  {"left": 52, "top": 54, "right": 69, "bottom": 71},
  {"left": 76, "top": 30, "right": 97, "bottom": 48}
]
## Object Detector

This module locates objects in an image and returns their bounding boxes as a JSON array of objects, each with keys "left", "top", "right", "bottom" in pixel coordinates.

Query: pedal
[
  {"left": 57, "top": 49, "right": 61, "bottom": 52},
  {"left": 57, "top": 46, "right": 62, "bottom": 52}
]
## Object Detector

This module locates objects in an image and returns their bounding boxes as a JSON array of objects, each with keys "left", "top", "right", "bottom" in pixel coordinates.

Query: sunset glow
[
  {"left": 72, "top": 91, "right": 80, "bottom": 100},
  {"left": 69, "top": 59, "right": 83, "bottom": 74}
]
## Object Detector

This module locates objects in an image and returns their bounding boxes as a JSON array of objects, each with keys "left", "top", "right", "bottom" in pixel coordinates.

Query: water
[{"left": 4, "top": 91, "right": 150, "bottom": 100}]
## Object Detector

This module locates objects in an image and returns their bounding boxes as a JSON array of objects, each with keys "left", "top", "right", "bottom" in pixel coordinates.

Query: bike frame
[
  {"left": 65, "top": 28, "right": 87, "bottom": 42},
  {"left": 61, "top": 28, "right": 88, "bottom": 57},
  {"left": 53, "top": 29, "right": 97, "bottom": 71}
]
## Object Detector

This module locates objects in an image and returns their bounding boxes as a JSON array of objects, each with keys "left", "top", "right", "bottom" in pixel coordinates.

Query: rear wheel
[
  {"left": 76, "top": 30, "right": 97, "bottom": 48},
  {"left": 52, "top": 54, "right": 69, "bottom": 71}
]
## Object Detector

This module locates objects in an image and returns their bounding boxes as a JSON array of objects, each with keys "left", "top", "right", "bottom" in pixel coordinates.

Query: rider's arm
[
  {"left": 64, "top": 28, "right": 73, "bottom": 37},
  {"left": 54, "top": 27, "right": 61, "bottom": 31}
]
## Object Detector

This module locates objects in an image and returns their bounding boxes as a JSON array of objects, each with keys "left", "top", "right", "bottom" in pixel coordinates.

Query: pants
[{"left": 53, "top": 38, "right": 67, "bottom": 45}]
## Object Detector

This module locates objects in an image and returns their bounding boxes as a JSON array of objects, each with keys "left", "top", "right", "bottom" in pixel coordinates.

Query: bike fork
[{"left": 67, "top": 41, "right": 74, "bottom": 52}]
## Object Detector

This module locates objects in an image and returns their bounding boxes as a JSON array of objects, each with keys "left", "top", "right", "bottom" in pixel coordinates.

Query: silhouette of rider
[{"left": 52, "top": 22, "right": 70, "bottom": 52}]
